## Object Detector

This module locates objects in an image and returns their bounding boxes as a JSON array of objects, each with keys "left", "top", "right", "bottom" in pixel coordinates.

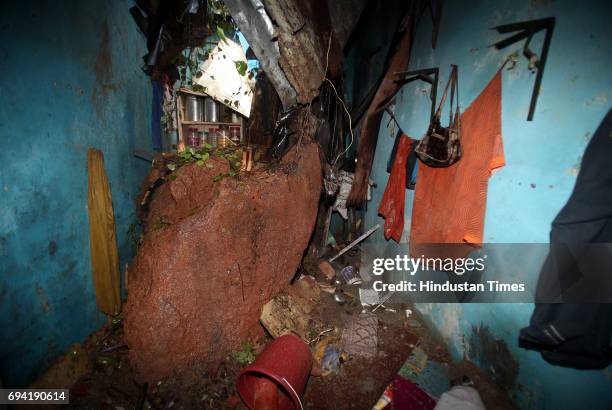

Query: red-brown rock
[{"left": 124, "top": 143, "right": 321, "bottom": 384}]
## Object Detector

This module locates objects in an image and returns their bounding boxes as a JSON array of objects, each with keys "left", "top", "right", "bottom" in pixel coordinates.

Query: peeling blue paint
[
  {"left": 364, "top": 0, "right": 612, "bottom": 408},
  {"left": 0, "top": 0, "right": 151, "bottom": 387}
]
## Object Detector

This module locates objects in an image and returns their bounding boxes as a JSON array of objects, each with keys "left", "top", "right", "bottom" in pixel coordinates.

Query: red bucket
[{"left": 237, "top": 334, "right": 312, "bottom": 410}]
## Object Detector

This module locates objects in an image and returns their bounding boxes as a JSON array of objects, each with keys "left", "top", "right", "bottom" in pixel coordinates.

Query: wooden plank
[
  {"left": 178, "top": 87, "right": 247, "bottom": 116},
  {"left": 176, "top": 95, "right": 186, "bottom": 152},
  {"left": 181, "top": 121, "right": 240, "bottom": 126},
  {"left": 87, "top": 148, "right": 121, "bottom": 316}
]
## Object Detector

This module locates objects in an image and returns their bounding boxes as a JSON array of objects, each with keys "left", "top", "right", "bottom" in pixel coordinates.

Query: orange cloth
[
  {"left": 379, "top": 135, "right": 415, "bottom": 242},
  {"left": 410, "top": 71, "right": 504, "bottom": 258}
]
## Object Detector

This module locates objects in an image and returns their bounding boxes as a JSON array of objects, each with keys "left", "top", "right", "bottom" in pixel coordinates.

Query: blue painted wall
[
  {"left": 0, "top": 1, "right": 151, "bottom": 387},
  {"left": 363, "top": 0, "right": 612, "bottom": 408}
]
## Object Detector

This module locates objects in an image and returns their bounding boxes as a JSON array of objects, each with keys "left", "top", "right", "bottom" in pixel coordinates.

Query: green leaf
[
  {"left": 205, "top": 162, "right": 214, "bottom": 169},
  {"left": 167, "top": 163, "right": 176, "bottom": 171},
  {"left": 234, "top": 60, "right": 248, "bottom": 76},
  {"left": 169, "top": 174, "right": 177, "bottom": 180},
  {"left": 196, "top": 160, "right": 204, "bottom": 166},
  {"left": 192, "top": 84, "right": 207, "bottom": 93},
  {"left": 216, "top": 26, "right": 227, "bottom": 42}
]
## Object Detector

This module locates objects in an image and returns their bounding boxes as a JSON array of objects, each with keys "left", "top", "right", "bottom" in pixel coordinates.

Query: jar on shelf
[
  {"left": 186, "top": 127, "right": 200, "bottom": 148},
  {"left": 229, "top": 125, "right": 240, "bottom": 143},
  {"left": 185, "top": 95, "right": 204, "bottom": 122},
  {"left": 201, "top": 131, "right": 210, "bottom": 147},
  {"left": 217, "top": 125, "right": 229, "bottom": 147},
  {"left": 208, "top": 128, "right": 218, "bottom": 147}
]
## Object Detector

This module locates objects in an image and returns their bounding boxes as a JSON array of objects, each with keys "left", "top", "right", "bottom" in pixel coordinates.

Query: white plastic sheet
[{"left": 193, "top": 38, "right": 254, "bottom": 117}]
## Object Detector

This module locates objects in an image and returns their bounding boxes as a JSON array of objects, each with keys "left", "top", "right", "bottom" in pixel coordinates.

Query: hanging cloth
[
  {"left": 387, "top": 129, "right": 419, "bottom": 190},
  {"left": 410, "top": 71, "right": 504, "bottom": 258},
  {"left": 379, "top": 134, "right": 415, "bottom": 242},
  {"left": 519, "top": 109, "right": 612, "bottom": 370}
]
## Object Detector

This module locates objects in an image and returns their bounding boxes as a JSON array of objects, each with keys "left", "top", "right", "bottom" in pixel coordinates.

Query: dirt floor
[
  {"left": 61, "top": 289, "right": 427, "bottom": 410},
  {"left": 31, "top": 256, "right": 514, "bottom": 410}
]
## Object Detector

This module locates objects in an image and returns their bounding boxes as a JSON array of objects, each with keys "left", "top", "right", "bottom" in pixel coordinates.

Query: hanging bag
[{"left": 415, "top": 65, "right": 462, "bottom": 167}]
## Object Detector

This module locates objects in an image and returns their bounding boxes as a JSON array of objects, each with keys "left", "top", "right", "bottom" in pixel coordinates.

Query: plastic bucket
[{"left": 237, "top": 334, "right": 312, "bottom": 410}]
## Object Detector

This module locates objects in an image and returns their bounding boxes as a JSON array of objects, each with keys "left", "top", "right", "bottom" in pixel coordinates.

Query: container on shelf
[
  {"left": 204, "top": 98, "right": 219, "bottom": 122},
  {"left": 208, "top": 128, "right": 218, "bottom": 147},
  {"left": 201, "top": 131, "right": 210, "bottom": 147},
  {"left": 184, "top": 95, "right": 204, "bottom": 122},
  {"left": 186, "top": 127, "right": 200, "bottom": 148},
  {"left": 217, "top": 126, "right": 229, "bottom": 147},
  {"left": 229, "top": 125, "right": 241, "bottom": 143}
]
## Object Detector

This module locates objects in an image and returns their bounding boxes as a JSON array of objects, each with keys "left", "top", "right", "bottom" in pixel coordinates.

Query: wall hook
[
  {"left": 394, "top": 67, "right": 440, "bottom": 121},
  {"left": 490, "top": 17, "right": 556, "bottom": 121}
]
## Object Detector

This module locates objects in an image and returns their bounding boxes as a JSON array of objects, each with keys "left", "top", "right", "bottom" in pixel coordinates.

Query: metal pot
[
  {"left": 204, "top": 98, "right": 219, "bottom": 122},
  {"left": 184, "top": 95, "right": 204, "bottom": 122}
]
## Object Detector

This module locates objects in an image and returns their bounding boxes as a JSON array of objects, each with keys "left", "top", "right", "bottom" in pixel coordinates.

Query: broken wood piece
[
  {"left": 260, "top": 277, "right": 325, "bottom": 341},
  {"left": 87, "top": 148, "right": 121, "bottom": 316},
  {"left": 261, "top": 293, "right": 315, "bottom": 340}
]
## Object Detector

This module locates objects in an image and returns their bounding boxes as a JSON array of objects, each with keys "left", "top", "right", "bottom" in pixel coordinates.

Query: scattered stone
[
  {"left": 260, "top": 278, "right": 327, "bottom": 341},
  {"left": 318, "top": 260, "right": 336, "bottom": 280}
]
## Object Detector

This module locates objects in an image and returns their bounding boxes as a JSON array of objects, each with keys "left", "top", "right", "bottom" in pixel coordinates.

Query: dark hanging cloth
[
  {"left": 151, "top": 79, "right": 163, "bottom": 151},
  {"left": 519, "top": 109, "right": 612, "bottom": 370},
  {"left": 387, "top": 129, "right": 418, "bottom": 189}
]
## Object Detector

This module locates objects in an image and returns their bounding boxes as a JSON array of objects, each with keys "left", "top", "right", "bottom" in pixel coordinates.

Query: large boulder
[{"left": 124, "top": 143, "right": 321, "bottom": 384}]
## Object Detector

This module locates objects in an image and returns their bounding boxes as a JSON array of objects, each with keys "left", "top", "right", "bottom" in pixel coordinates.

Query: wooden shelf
[
  {"left": 178, "top": 87, "right": 210, "bottom": 98},
  {"left": 181, "top": 121, "right": 241, "bottom": 126},
  {"left": 175, "top": 88, "right": 246, "bottom": 152}
]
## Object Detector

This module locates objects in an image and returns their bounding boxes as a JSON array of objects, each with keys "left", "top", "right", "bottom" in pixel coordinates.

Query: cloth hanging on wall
[
  {"left": 387, "top": 129, "right": 418, "bottom": 190},
  {"left": 151, "top": 79, "right": 163, "bottom": 151},
  {"left": 379, "top": 134, "right": 415, "bottom": 242},
  {"left": 410, "top": 71, "right": 504, "bottom": 258},
  {"left": 519, "top": 109, "right": 612, "bottom": 370}
]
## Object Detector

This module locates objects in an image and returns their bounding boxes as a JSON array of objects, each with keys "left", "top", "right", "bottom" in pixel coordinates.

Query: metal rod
[
  {"left": 329, "top": 224, "right": 380, "bottom": 262},
  {"left": 490, "top": 17, "right": 555, "bottom": 121},
  {"left": 528, "top": 20, "right": 554, "bottom": 121}
]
